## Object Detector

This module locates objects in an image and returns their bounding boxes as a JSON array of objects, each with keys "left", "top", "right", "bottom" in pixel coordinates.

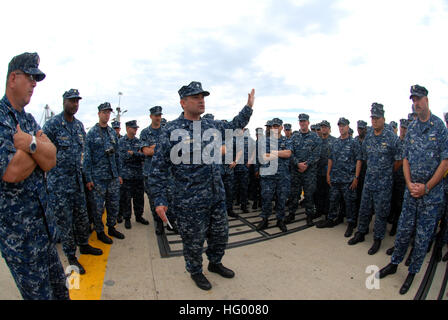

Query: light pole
[{"left": 115, "top": 92, "right": 127, "bottom": 123}]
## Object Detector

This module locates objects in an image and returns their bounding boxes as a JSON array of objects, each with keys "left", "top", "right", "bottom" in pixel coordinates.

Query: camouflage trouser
[
  {"left": 288, "top": 169, "right": 317, "bottom": 217},
  {"left": 327, "top": 183, "right": 357, "bottom": 224},
  {"left": 260, "top": 176, "right": 290, "bottom": 220},
  {"left": 234, "top": 167, "right": 249, "bottom": 207},
  {"left": 121, "top": 178, "right": 145, "bottom": 220},
  {"left": 175, "top": 199, "right": 228, "bottom": 275},
  {"left": 144, "top": 177, "right": 163, "bottom": 224},
  {"left": 4, "top": 244, "right": 69, "bottom": 300},
  {"left": 48, "top": 188, "right": 90, "bottom": 258},
  {"left": 357, "top": 185, "right": 392, "bottom": 240},
  {"left": 315, "top": 175, "right": 330, "bottom": 216},
  {"left": 392, "top": 190, "right": 442, "bottom": 273},
  {"left": 444, "top": 195, "right": 448, "bottom": 245},
  {"left": 221, "top": 171, "right": 234, "bottom": 212},
  {"left": 166, "top": 181, "right": 176, "bottom": 223},
  {"left": 88, "top": 178, "right": 120, "bottom": 233}
]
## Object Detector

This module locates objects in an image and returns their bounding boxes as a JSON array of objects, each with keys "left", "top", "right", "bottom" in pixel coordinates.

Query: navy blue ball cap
[
  {"left": 178, "top": 81, "right": 210, "bottom": 99},
  {"left": 8, "top": 52, "right": 46, "bottom": 82}
]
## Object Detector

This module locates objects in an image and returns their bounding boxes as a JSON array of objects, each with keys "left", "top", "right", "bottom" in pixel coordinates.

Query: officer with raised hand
[
  {"left": 43, "top": 89, "right": 103, "bottom": 275},
  {"left": 256, "top": 118, "right": 292, "bottom": 232},
  {"left": 379, "top": 85, "right": 448, "bottom": 295},
  {"left": 149, "top": 81, "right": 254, "bottom": 290},
  {"left": 286, "top": 113, "right": 322, "bottom": 226},
  {"left": 348, "top": 103, "right": 401, "bottom": 256},
  {"left": 118, "top": 120, "right": 148, "bottom": 229},
  {"left": 83, "top": 102, "right": 125, "bottom": 244},
  {"left": 0, "top": 52, "right": 69, "bottom": 299},
  {"left": 316, "top": 118, "right": 361, "bottom": 238}
]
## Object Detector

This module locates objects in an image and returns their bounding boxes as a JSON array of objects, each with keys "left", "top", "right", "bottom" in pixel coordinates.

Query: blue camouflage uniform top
[
  {"left": 329, "top": 136, "right": 362, "bottom": 184},
  {"left": 318, "top": 135, "right": 337, "bottom": 176},
  {"left": 118, "top": 135, "right": 145, "bottom": 180},
  {"left": 140, "top": 126, "right": 163, "bottom": 177},
  {"left": 43, "top": 112, "right": 86, "bottom": 193},
  {"left": 393, "top": 137, "right": 406, "bottom": 184},
  {"left": 361, "top": 127, "right": 401, "bottom": 190},
  {"left": 234, "top": 135, "right": 256, "bottom": 172},
  {"left": 149, "top": 105, "right": 252, "bottom": 208},
  {"left": 404, "top": 114, "right": 448, "bottom": 204},
  {"left": 290, "top": 130, "right": 322, "bottom": 171},
  {"left": 259, "top": 135, "right": 292, "bottom": 178},
  {"left": 83, "top": 123, "right": 121, "bottom": 182},
  {"left": 0, "top": 95, "right": 57, "bottom": 263}
]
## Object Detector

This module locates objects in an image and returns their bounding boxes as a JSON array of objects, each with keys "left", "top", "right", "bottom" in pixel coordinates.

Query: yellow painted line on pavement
[{"left": 69, "top": 211, "right": 111, "bottom": 300}]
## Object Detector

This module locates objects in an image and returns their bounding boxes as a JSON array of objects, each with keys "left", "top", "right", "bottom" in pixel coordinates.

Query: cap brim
[
  {"left": 25, "top": 67, "right": 46, "bottom": 82},
  {"left": 65, "top": 95, "right": 82, "bottom": 100},
  {"left": 410, "top": 93, "right": 425, "bottom": 99},
  {"left": 151, "top": 112, "right": 162, "bottom": 116}
]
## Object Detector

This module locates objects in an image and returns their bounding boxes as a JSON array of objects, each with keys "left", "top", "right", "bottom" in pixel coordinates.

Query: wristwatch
[{"left": 29, "top": 136, "right": 37, "bottom": 154}]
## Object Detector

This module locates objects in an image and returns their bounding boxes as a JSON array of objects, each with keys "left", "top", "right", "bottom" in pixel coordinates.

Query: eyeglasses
[{"left": 14, "top": 72, "right": 37, "bottom": 82}]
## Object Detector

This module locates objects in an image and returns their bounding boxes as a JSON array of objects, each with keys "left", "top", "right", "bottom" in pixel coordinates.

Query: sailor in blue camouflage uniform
[
  {"left": 390, "top": 121, "right": 398, "bottom": 135},
  {"left": 149, "top": 81, "right": 255, "bottom": 290},
  {"left": 112, "top": 121, "right": 125, "bottom": 223},
  {"left": 284, "top": 123, "right": 293, "bottom": 139},
  {"left": 118, "top": 120, "right": 149, "bottom": 229},
  {"left": 233, "top": 128, "right": 255, "bottom": 213},
  {"left": 354, "top": 120, "right": 368, "bottom": 219},
  {"left": 388, "top": 119, "right": 409, "bottom": 237},
  {"left": 83, "top": 102, "right": 125, "bottom": 244},
  {"left": 314, "top": 120, "right": 337, "bottom": 219},
  {"left": 256, "top": 118, "right": 292, "bottom": 233},
  {"left": 348, "top": 103, "right": 401, "bottom": 256},
  {"left": 251, "top": 127, "right": 264, "bottom": 210},
  {"left": 43, "top": 89, "right": 103, "bottom": 275},
  {"left": 316, "top": 118, "right": 361, "bottom": 238},
  {"left": 379, "top": 85, "right": 448, "bottom": 295},
  {"left": 0, "top": 52, "right": 69, "bottom": 300},
  {"left": 140, "top": 106, "right": 174, "bottom": 235},
  {"left": 286, "top": 113, "right": 322, "bottom": 226}
]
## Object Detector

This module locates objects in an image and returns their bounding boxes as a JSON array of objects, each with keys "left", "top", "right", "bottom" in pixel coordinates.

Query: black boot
[
  {"left": 315, "top": 219, "right": 335, "bottom": 229},
  {"left": 284, "top": 214, "right": 295, "bottom": 224},
  {"left": 167, "top": 221, "right": 178, "bottom": 234},
  {"left": 306, "top": 216, "right": 315, "bottom": 227},
  {"left": 227, "top": 209, "right": 238, "bottom": 218},
  {"left": 334, "top": 216, "right": 344, "bottom": 226},
  {"left": 378, "top": 263, "right": 398, "bottom": 279},
  {"left": 117, "top": 215, "right": 123, "bottom": 224},
  {"left": 191, "top": 273, "right": 212, "bottom": 290},
  {"left": 277, "top": 219, "right": 287, "bottom": 233},
  {"left": 241, "top": 206, "right": 249, "bottom": 213},
  {"left": 79, "top": 244, "right": 103, "bottom": 256},
  {"left": 256, "top": 218, "right": 269, "bottom": 231},
  {"left": 344, "top": 223, "right": 355, "bottom": 238},
  {"left": 390, "top": 224, "right": 397, "bottom": 236},
  {"left": 136, "top": 216, "right": 149, "bottom": 225},
  {"left": 125, "top": 219, "right": 132, "bottom": 229},
  {"left": 368, "top": 239, "right": 382, "bottom": 255},
  {"left": 399, "top": 273, "right": 415, "bottom": 295},
  {"left": 108, "top": 226, "right": 125, "bottom": 239},
  {"left": 97, "top": 231, "right": 113, "bottom": 244},
  {"left": 155, "top": 221, "right": 165, "bottom": 235},
  {"left": 348, "top": 232, "right": 365, "bottom": 245},
  {"left": 443, "top": 251, "right": 448, "bottom": 262},
  {"left": 386, "top": 246, "right": 395, "bottom": 256},
  {"left": 252, "top": 201, "right": 258, "bottom": 210},
  {"left": 207, "top": 262, "right": 235, "bottom": 278},
  {"left": 405, "top": 247, "right": 414, "bottom": 267},
  {"left": 68, "top": 256, "right": 86, "bottom": 275}
]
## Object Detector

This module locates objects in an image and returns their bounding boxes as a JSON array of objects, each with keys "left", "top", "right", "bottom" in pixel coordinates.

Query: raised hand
[{"left": 247, "top": 89, "right": 255, "bottom": 108}]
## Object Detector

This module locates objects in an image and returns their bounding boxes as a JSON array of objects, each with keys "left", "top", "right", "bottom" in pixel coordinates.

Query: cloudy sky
[{"left": 1, "top": 0, "right": 447, "bottom": 136}]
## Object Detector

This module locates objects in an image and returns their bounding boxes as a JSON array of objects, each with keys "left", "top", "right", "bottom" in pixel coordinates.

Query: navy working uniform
[
  {"left": 43, "top": 89, "right": 92, "bottom": 262},
  {"left": 83, "top": 103, "right": 122, "bottom": 237},
  {"left": 118, "top": 120, "right": 146, "bottom": 223},
  {"left": 315, "top": 120, "right": 336, "bottom": 218},
  {"left": 0, "top": 52, "right": 69, "bottom": 300},
  {"left": 391, "top": 86, "right": 448, "bottom": 274},
  {"left": 353, "top": 104, "right": 401, "bottom": 243},
  {"left": 149, "top": 81, "right": 252, "bottom": 276},
  {"left": 326, "top": 118, "right": 361, "bottom": 226},
  {"left": 354, "top": 120, "right": 368, "bottom": 219},
  {"left": 287, "top": 113, "right": 322, "bottom": 224},
  {"left": 258, "top": 118, "right": 292, "bottom": 226},
  {"left": 233, "top": 130, "right": 255, "bottom": 211}
]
